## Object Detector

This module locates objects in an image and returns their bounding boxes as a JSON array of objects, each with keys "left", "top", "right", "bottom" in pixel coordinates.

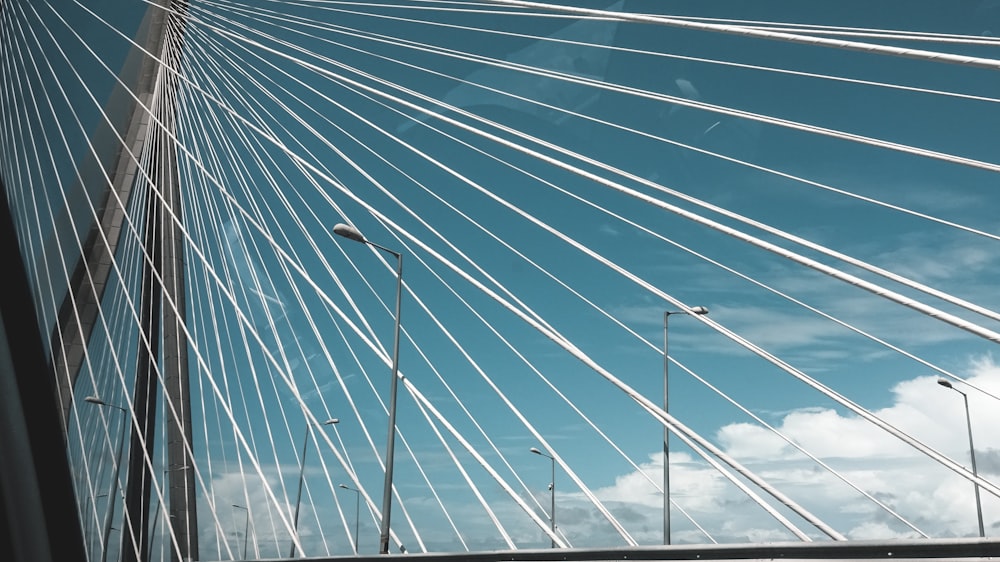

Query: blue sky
[
  {"left": 6, "top": 0, "right": 1000, "bottom": 558},
  {"left": 194, "top": 0, "right": 1000, "bottom": 552}
]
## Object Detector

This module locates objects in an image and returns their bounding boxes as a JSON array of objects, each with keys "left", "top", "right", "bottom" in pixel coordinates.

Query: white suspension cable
[
  {"left": 192, "top": 7, "right": 1000, "bottom": 343},
  {"left": 478, "top": 0, "right": 1000, "bottom": 71}
]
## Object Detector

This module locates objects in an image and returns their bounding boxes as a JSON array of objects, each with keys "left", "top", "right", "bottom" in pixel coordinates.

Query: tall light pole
[
  {"left": 663, "top": 306, "right": 708, "bottom": 545},
  {"left": 85, "top": 395, "right": 127, "bottom": 562},
  {"left": 290, "top": 418, "right": 340, "bottom": 557},
  {"left": 233, "top": 504, "right": 249, "bottom": 559},
  {"left": 333, "top": 222, "right": 403, "bottom": 555},
  {"left": 339, "top": 484, "right": 361, "bottom": 555},
  {"left": 93, "top": 492, "right": 108, "bottom": 557},
  {"left": 150, "top": 464, "right": 189, "bottom": 557},
  {"left": 530, "top": 447, "right": 556, "bottom": 548},
  {"left": 937, "top": 378, "right": 985, "bottom": 537}
]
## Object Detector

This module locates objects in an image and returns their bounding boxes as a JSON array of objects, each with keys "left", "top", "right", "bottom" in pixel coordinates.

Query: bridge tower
[{"left": 49, "top": 1, "right": 198, "bottom": 561}]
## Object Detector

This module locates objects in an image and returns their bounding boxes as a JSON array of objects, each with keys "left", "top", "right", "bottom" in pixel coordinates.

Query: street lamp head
[
  {"left": 666, "top": 306, "right": 709, "bottom": 317},
  {"left": 324, "top": 418, "right": 340, "bottom": 425},
  {"left": 529, "top": 447, "right": 542, "bottom": 455},
  {"left": 937, "top": 378, "right": 954, "bottom": 389},
  {"left": 339, "top": 484, "right": 349, "bottom": 490},
  {"left": 84, "top": 395, "right": 106, "bottom": 405},
  {"left": 333, "top": 223, "right": 366, "bottom": 243}
]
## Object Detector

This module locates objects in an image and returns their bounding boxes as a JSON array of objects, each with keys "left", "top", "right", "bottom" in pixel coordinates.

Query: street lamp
[
  {"left": 150, "top": 464, "right": 189, "bottom": 553},
  {"left": 333, "top": 222, "right": 403, "bottom": 555},
  {"left": 232, "top": 504, "right": 249, "bottom": 559},
  {"left": 530, "top": 447, "right": 556, "bottom": 548},
  {"left": 290, "top": 418, "right": 340, "bottom": 557},
  {"left": 662, "top": 305, "right": 708, "bottom": 545},
  {"left": 937, "top": 378, "right": 985, "bottom": 537},
  {"left": 339, "top": 484, "right": 361, "bottom": 555},
  {"left": 84, "top": 395, "right": 127, "bottom": 562},
  {"left": 93, "top": 492, "right": 108, "bottom": 553}
]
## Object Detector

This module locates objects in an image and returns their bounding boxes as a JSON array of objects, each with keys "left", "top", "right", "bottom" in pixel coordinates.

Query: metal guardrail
[{"left": 224, "top": 538, "right": 1000, "bottom": 562}]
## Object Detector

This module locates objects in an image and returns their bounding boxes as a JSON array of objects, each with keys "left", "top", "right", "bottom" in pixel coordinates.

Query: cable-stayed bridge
[{"left": 2, "top": 1, "right": 1000, "bottom": 561}]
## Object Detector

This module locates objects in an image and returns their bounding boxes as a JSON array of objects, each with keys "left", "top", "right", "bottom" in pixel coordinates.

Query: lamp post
[
  {"left": 662, "top": 306, "right": 708, "bottom": 545},
  {"left": 84, "top": 395, "right": 127, "bottom": 562},
  {"left": 333, "top": 222, "right": 403, "bottom": 555},
  {"left": 150, "top": 464, "right": 189, "bottom": 555},
  {"left": 232, "top": 504, "right": 249, "bottom": 559},
  {"left": 339, "top": 484, "right": 361, "bottom": 555},
  {"left": 937, "top": 378, "right": 985, "bottom": 537},
  {"left": 530, "top": 447, "right": 556, "bottom": 548},
  {"left": 290, "top": 418, "right": 340, "bottom": 557},
  {"left": 94, "top": 492, "right": 108, "bottom": 550}
]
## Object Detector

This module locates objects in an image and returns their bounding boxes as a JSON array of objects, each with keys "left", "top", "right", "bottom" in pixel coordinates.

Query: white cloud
[
  {"left": 182, "top": 358, "right": 1000, "bottom": 554},
  {"left": 382, "top": 357, "right": 1000, "bottom": 548},
  {"left": 565, "top": 355, "right": 1000, "bottom": 543},
  {"left": 871, "top": 231, "right": 999, "bottom": 284}
]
